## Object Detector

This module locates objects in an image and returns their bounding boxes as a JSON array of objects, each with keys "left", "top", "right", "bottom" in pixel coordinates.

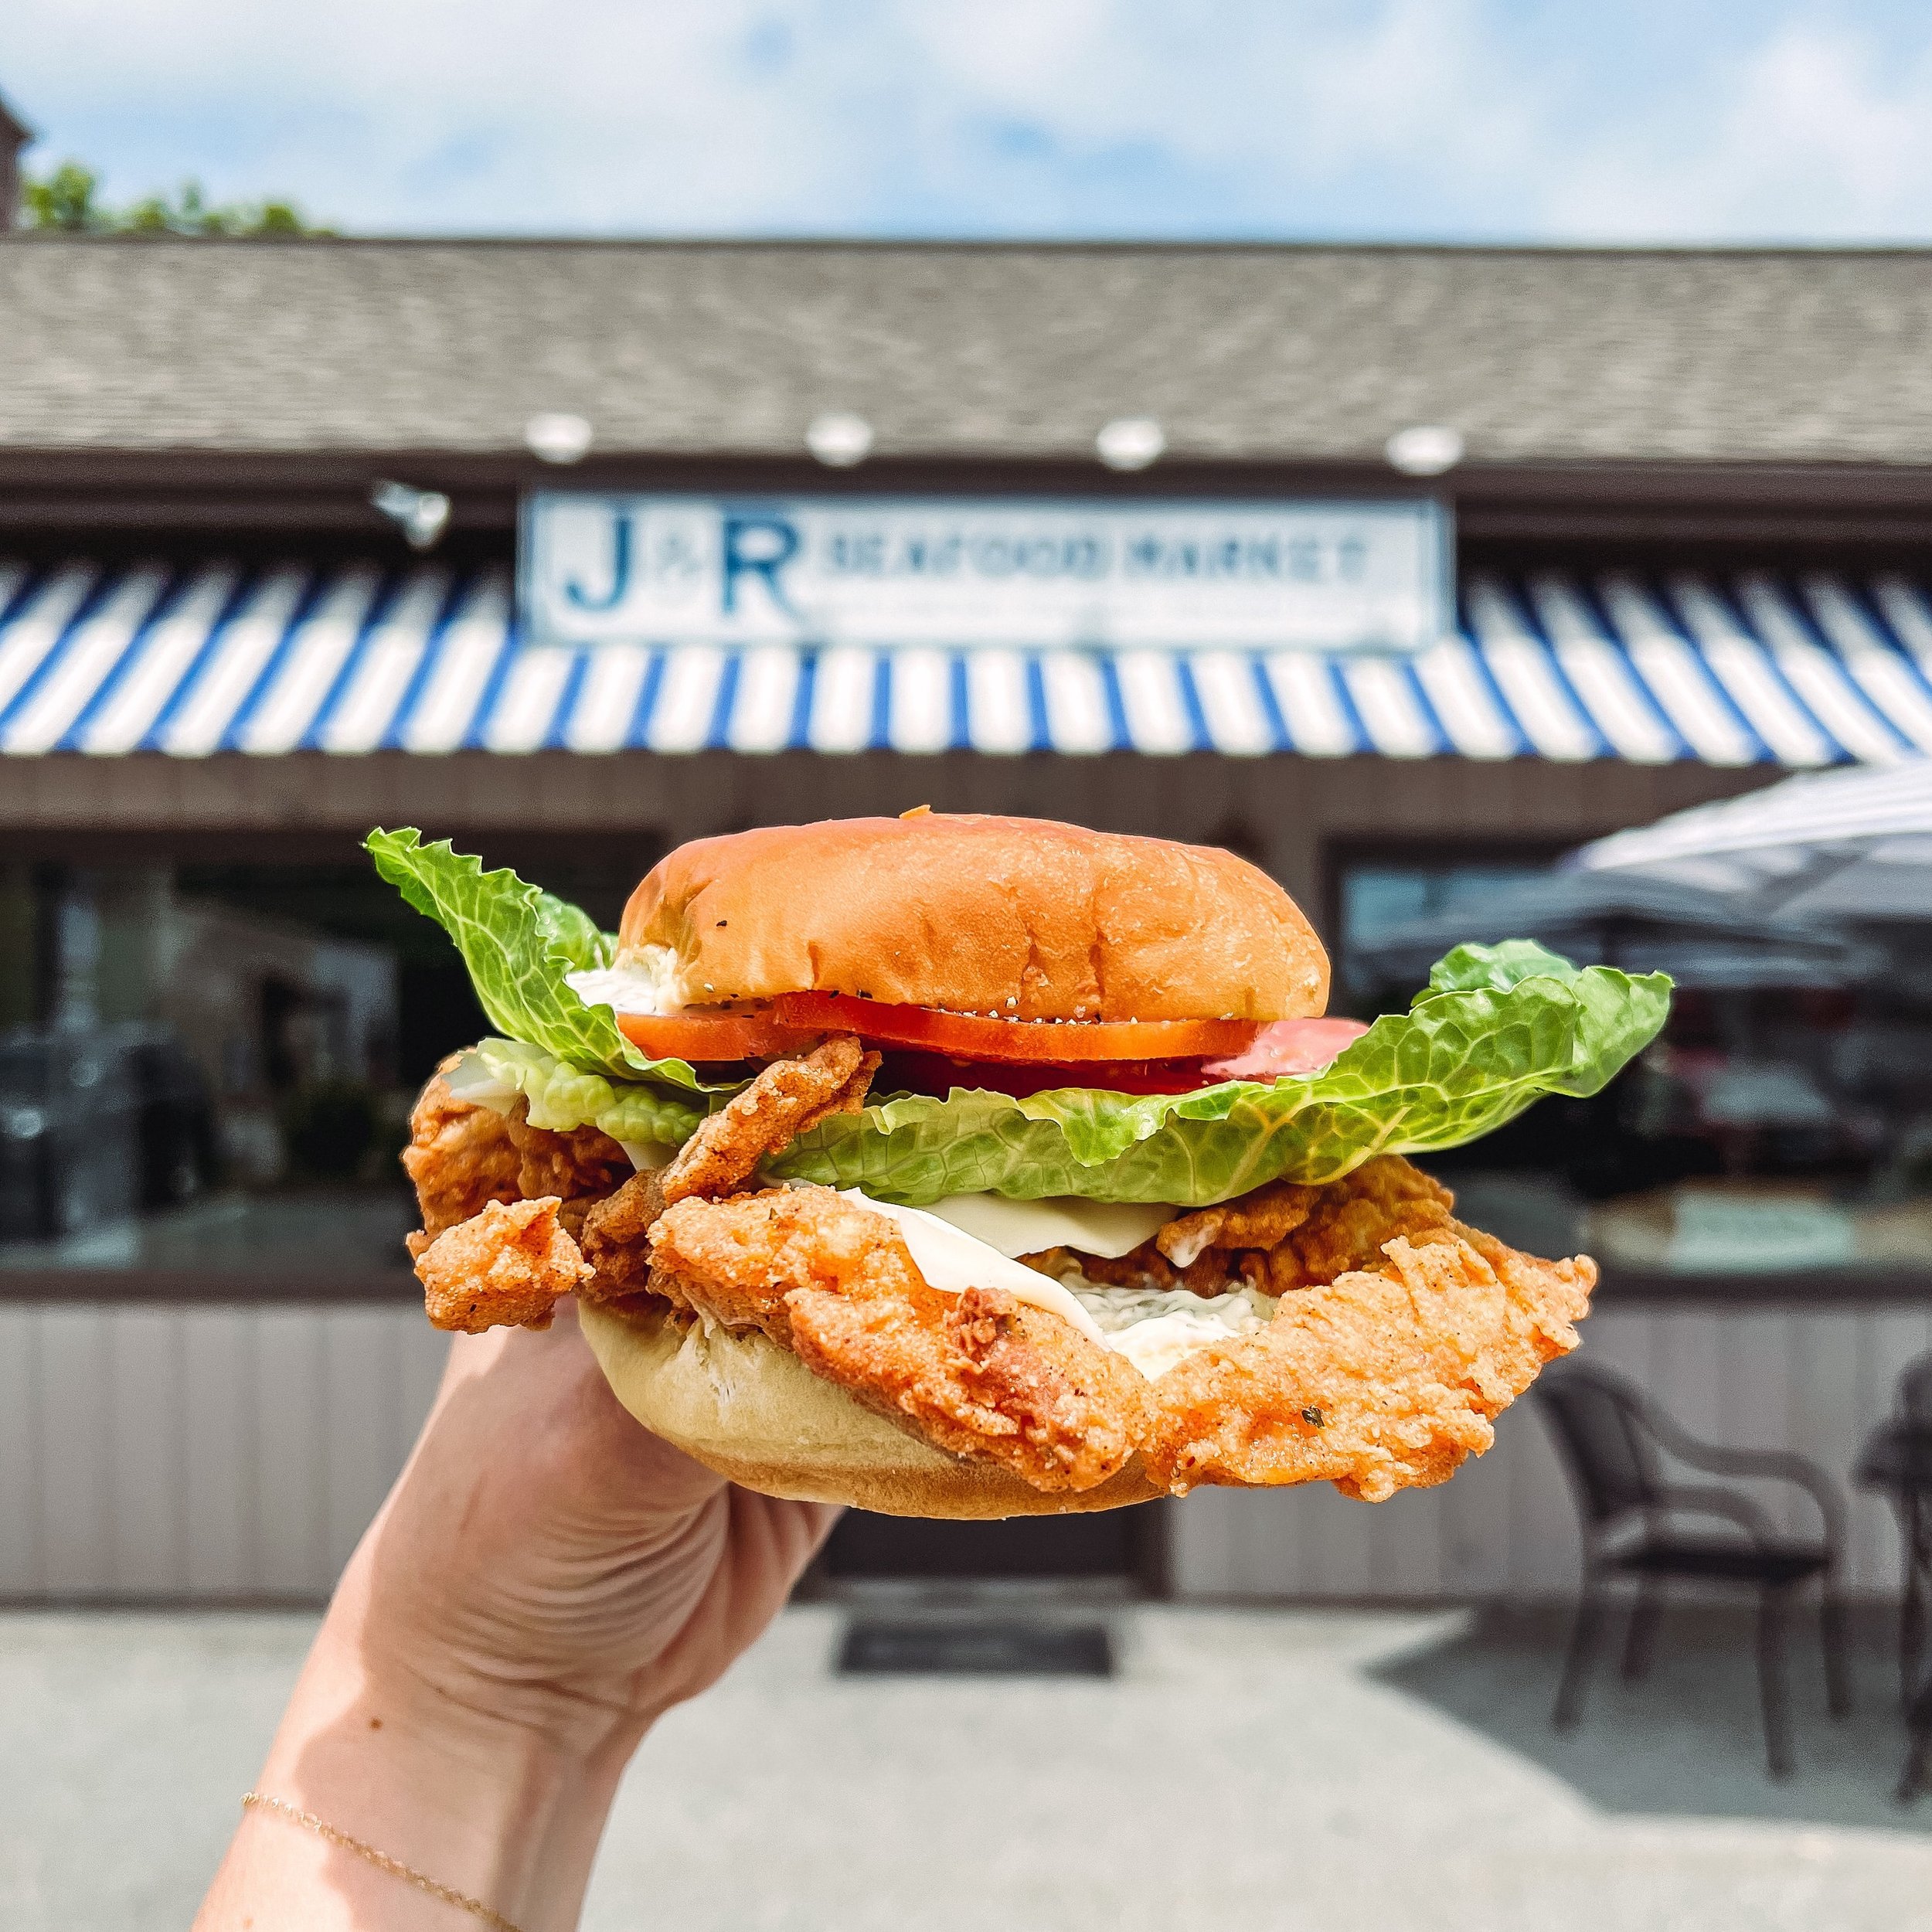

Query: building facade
[{"left": 3, "top": 236, "right": 1930, "bottom": 1600}]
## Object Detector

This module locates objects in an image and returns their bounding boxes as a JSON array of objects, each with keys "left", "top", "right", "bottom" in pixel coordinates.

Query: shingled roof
[{"left": 4, "top": 236, "right": 1932, "bottom": 469}]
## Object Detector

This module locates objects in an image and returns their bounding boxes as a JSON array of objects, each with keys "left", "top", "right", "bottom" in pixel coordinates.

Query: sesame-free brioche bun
[
  {"left": 579, "top": 1296, "right": 1164, "bottom": 1519},
  {"left": 619, "top": 813, "right": 1327, "bottom": 1022}
]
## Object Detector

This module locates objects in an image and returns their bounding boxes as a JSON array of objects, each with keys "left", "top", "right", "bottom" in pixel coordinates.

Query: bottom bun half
[{"left": 578, "top": 1297, "right": 1164, "bottom": 1520}]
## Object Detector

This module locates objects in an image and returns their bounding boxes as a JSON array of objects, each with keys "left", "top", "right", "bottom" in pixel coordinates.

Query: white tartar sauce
[
  {"left": 564, "top": 946, "right": 685, "bottom": 1017},
  {"left": 844, "top": 1189, "right": 1273, "bottom": 1379}
]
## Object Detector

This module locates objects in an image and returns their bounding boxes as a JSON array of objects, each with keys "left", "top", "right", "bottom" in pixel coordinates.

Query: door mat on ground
[{"left": 838, "top": 1618, "right": 1114, "bottom": 1678}]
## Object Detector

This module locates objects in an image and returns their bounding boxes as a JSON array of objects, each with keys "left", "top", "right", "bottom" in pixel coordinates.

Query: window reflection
[{"left": 1336, "top": 855, "right": 1932, "bottom": 1283}]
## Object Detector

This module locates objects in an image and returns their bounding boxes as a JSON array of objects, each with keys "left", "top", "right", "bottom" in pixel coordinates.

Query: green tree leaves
[{"left": 20, "top": 161, "right": 328, "bottom": 235}]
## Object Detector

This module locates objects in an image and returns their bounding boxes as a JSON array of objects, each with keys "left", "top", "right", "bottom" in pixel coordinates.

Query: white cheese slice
[
  {"left": 840, "top": 1190, "right": 1108, "bottom": 1347},
  {"left": 920, "top": 1193, "right": 1172, "bottom": 1260}
]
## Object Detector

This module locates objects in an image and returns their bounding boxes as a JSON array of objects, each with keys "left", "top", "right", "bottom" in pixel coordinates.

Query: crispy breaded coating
[
  {"left": 791, "top": 1281, "right": 1148, "bottom": 1493},
  {"left": 417, "top": 1127, "right": 1590, "bottom": 1505},
  {"left": 642, "top": 1157, "right": 1587, "bottom": 1503},
  {"left": 660, "top": 1035, "right": 879, "bottom": 1204},
  {"left": 1156, "top": 1179, "right": 1318, "bottom": 1267},
  {"left": 645, "top": 1183, "right": 891, "bottom": 1343},
  {"left": 413, "top": 1196, "right": 594, "bottom": 1334},
  {"left": 402, "top": 1071, "right": 522, "bottom": 1240},
  {"left": 1260, "top": 1155, "right": 1456, "bottom": 1293},
  {"left": 647, "top": 1185, "right": 1148, "bottom": 1491},
  {"left": 493, "top": 1037, "right": 885, "bottom": 1298},
  {"left": 579, "top": 1167, "right": 668, "bottom": 1298},
  {"left": 1022, "top": 1243, "right": 1238, "bottom": 1298},
  {"left": 1147, "top": 1218, "right": 1594, "bottom": 1502},
  {"left": 505, "top": 1107, "right": 631, "bottom": 1203},
  {"left": 1025, "top": 1158, "right": 1457, "bottom": 1301}
]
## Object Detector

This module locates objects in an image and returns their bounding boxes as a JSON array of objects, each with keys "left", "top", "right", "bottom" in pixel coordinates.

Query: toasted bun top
[{"left": 619, "top": 813, "right": 1328, "bottom": 1022}]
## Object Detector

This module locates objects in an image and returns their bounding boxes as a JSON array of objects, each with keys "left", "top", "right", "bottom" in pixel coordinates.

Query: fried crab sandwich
[{"left": 372, "top": 812, "right": 1668, "bottom": 1518}]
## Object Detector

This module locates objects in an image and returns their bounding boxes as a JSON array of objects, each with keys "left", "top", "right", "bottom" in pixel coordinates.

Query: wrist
[
  {"left": 342, "top": 1596, "right": 649, "bottom": 1774},
  {"left": 237, "top": 1599, "right": 638, "bottom": 1932}
]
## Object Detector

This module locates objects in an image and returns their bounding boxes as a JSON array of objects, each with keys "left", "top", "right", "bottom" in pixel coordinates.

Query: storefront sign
[{"left": 521, "top": 494, "right": 1451, "bottom": 652}]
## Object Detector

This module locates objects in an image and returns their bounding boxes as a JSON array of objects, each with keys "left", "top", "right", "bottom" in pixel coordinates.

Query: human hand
[
  {"left": 197, "top": 1298, "right": 836, "bottom": 1932},
  {"left": 358, "top": 1294, "right": 838, "bottom": 1744}
]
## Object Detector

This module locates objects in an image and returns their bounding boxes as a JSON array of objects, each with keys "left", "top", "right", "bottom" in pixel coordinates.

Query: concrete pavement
[{"left": 4, "top": 1600, "right": 1928, "bottom": 1930}]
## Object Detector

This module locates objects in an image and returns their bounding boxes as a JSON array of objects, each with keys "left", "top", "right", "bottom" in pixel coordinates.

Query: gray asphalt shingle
[{"left": 5, "top": 237, "right": 1932, "bottom": 466}]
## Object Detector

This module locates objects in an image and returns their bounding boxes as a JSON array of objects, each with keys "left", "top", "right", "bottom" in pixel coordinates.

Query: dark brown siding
[{"left": 0, "top": 749, "right": 1771, "bottom": 938}]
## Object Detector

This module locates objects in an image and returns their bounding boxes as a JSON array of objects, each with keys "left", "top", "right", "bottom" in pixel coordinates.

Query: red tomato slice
[
  {"left": 770, "top": 992, "right": 1260, "bottom": 1065},
  {"left": 1202, "top": 1017, "right": 1370, "bottom": 1080},
  {"left": 876, "top": 1051, "right": 1213, "bottom": 1100},
  {"left": 616, "top": 1011, "right": 816, "bottom": 1063}
]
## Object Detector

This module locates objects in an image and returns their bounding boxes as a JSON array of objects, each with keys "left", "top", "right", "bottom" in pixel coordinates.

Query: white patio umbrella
[{"left": 1573, "top": 760, "right": 1932, "bottom": 924}]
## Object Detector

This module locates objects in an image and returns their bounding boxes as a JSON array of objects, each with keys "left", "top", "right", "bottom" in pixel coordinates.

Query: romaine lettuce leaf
[
  {"left": 400, "top": 904, "right": 1668, "bottom": 1207},
  {"left": 366, "top": 828, "right": 740, "bottom": 1090},
  {"left": 366, "top": 831, "right": 1668, "bottom": 1207},
  {"left": 767, "top": 944, "right": 1669, "bottom": 1204},
  {"left": 460, "top": 1039, "right": 707, "bottom": 1147},
  {"left": 1427, "top": 937, "right": 1572, "bottom": 995}
]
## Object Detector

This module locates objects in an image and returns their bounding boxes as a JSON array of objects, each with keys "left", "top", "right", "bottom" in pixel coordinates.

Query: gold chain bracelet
[{"left": 241, "top": 1792, "right": 526, "bottom": 1932}]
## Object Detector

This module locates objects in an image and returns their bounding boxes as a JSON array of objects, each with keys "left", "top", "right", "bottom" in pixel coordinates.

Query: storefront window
[{"left": 0, "top": 841, "right": 655, "bottom": 1291}]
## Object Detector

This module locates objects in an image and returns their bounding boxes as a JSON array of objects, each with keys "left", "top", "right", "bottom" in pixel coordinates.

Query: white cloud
[
  {"left": 9, "top": 1, "right": 1932, "bottom": 238},
  {"left": 1551, "top": 25, "right": 1932, "bottom": 239},
  {"left": 900, "top": 0, "right": 1547, "bottom": 190},
  {"left": 11, "top": 0, "right": 879, "bottom": 228}
]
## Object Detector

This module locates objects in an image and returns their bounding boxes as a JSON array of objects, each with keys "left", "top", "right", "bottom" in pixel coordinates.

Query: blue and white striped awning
[{"left": 2, "top": 559, "right": 1930, "bottom": 764}]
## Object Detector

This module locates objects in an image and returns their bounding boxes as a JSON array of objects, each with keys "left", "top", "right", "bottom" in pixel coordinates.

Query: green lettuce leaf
[
  {"left": 366, "top": 828, "right": 739, "bottom": 1091},
  {"left": 1427, "top": 937, "right": 1573, "bottom": 995},
  {"left": 766, "top": 946, "right": 1670, "bottom": 1205},
  {"left": 369, "top": 827, "right": 1669, "bottom": 1209},
  {"left": 462, "top": 1039, "right": 707, "bottom": 1147}
]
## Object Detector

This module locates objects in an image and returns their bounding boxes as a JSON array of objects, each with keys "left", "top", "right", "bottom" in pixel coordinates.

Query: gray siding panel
[
  {"left": 0, "top": 1305, "right": 41, "bottom": 1593},
  {"left": 3, "top": 1301, "right": 1925, "bottom": 1603},
  {"left": 182, "top": 1309, "right": 253, "bottom": 1594},
  {"left": 1169, "top": 1304, "right": 1930, "bottom": 1604},
  {"left": 36, "top": 1309, "right": 113, "bottom": 1595}
]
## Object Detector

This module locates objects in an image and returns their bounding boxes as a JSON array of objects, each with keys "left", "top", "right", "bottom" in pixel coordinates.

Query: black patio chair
[
  {"left": 1533, "top": 1360, "right": 1850, "bottom": 1778},
  {"left": 1904, "top": 1356, "right": 1932, "bottom": 1421},
  {"left": 1861, "top": 1350, "right": 1932, "bottom": 1803},
  {"left": 1896, "top": 1350, "right": 1932, "bottom": 1716}
]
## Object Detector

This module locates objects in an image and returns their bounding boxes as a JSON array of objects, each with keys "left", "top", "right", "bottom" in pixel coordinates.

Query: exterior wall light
[
  {"left": 806, "top": 411, "right": 875, "bottom": 468},
  {"left": 369, "top": 480, "right": 451, "bottom": 551},
  {"left": 1096, "top": 417, "right": 1165, "bottom": 471},
  {"left": 525, "top": 412, "right": 596, "bottom": 464},
  {"left": 1385, "top": 425, "right": 1465, "bottom": 477}
]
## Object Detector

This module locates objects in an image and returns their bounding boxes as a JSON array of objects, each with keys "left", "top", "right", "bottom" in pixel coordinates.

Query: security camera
[{"left": 370, "top": 480, "right": 452, "bottom": 551}]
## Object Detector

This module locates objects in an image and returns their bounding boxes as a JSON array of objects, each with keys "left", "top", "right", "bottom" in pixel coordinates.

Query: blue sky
[{"left": 12, "top": 1, "right": 1932, "bottom": 239}]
